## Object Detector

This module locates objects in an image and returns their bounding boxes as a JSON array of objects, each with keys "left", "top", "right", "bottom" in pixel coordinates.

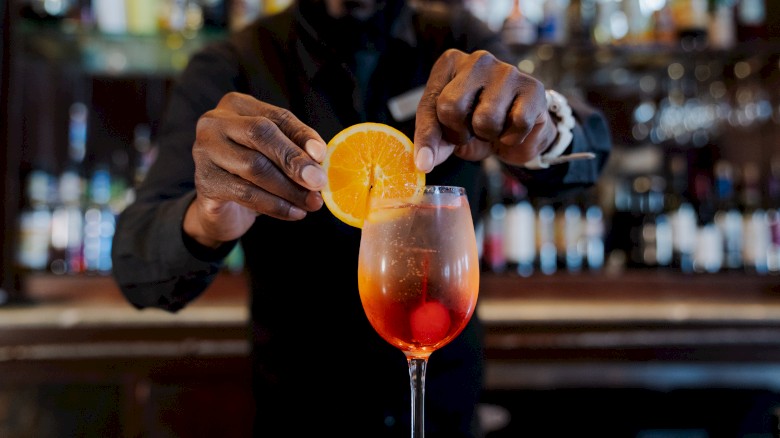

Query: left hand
[{"left": 414, "top": 49, "right": 558, "bottom": 172}]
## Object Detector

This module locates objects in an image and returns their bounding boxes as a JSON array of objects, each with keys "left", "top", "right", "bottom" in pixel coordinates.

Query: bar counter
[
  {"left": 1, "top": 270, "right": 779, "bottom": 435},
  {"left": 1, "top": 270, "right": 779, "bottom": 390}
]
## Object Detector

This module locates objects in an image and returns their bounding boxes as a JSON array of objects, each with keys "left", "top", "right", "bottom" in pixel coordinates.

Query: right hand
[
  {"left": 414, "top": 49, "right": 556, "bottom": 172},
  {"left": 184, "top": 92, "right": 327, "bottom": 248}
]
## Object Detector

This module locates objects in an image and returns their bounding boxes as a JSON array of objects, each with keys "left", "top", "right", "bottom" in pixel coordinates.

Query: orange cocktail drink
[{"left": 358, "top": 194, "right": 479, "bottom": 359}]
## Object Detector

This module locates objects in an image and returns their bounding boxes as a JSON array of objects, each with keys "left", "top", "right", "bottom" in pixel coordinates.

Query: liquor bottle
[
  {"left": 653, "top": 3, "right": 677, "bottom": 47},
  {"left": 767, "top": 156, "right": 780, "bottom": 208},
  {"left": 664, "top": 153, "right": 690, "bottom": 211},
  {"left": 669, "top": 0, "right": 709, "bottom": 50},
  {"left": 692, "top": 170, "right": 723, "bottom": 273},
  {"left": 637, "top": 176, "right": 673, "bottom": 268},
  {"left": 125, "top": 0, "right": 160, "bottom": 35},
  {"left": 623, "top": 0, "right": 654, "bottom": 45},
  {"left": 16, "top": 170, "right": 54, "bottom": 271},
  {"left": 646, "top": 166, "right": 676, "bottom": 268},
  {"left": 584, "top": 204, "right": 605, "bottom": 271},
  {"left": 501, "top": 0, "right": 538, "bottom": 47},
  {"left": 767, "top": 209, "right": 780, "bottom": 274},
  {"left": 657, "top": 155, "right": 693, "bottom": 270},
  {"left": 712, "top": 160, "right": 743, "bottom": 270},
  {"left": 654, "top": 211, "right": 674, "bottom": 268},
  {"left": 693, "top": 222, "right": 724, "bottom": 273},
  {"left": 740, "top": 162, "right": 769, "bottom": 274},
  {"left": 671, "top": 201, "right": 697, "bottom": 273},
  {"left": 484, "top": 203, "right": 507, "bottom": 273},
  {"left": 629, "top": 175, "right": 650, "bottom": 267},
  {"left": 93, "top": 0, "right": 127, "bottom": 34},
  {"left": 605, "top": 174, "right": 635, "bottom": 269},
  {"left": 503, "top": 177, "right": 536, "bottom": 277},
  {"left": 713, "top": 160, "right": 736, "bottom": 210},
  {"left": 49, "top": 102, "right": 88, "bottom": 275},
  {"left": 537, "top": 203, "right": 557, "bottom": 275},
  {"left": 743, "top": 209, "right": 769, "bottom": 274},
  {"left": 709, "top": 0, "right": 737, "bottom": 50},
  {"left": 229, "top": 0, "right": 262, "bottom": 31},
  {"left": 481, "top": 157, "right": 507, "bottom": 273},
  {"left": 563, "top": 203, "right": 583, "bottom": 272},
  {"left": 538, "top": 0, "right": 568, "bottom": 45},
  {"left": 68, "top": 102, "right": 87, "bottom": 164},
  {"left": 693, "top": 169, "right": 716, "bottom": 226},
  {"left": 592, "top": 0, "right": 625, "bottom": 45},
  {"left": 201, "top": 0, "right": 228, "bottom": 29},
  {"left": 49, "top": 170, "right": 84, "bottom": 275},
  {"left": 566, "top": 0, "right": 596, "bottom": 46},
  {"left": 505, "top": 200, "right": 536, "bottom": 277},
  {"left": 736, "top": 0, "right": 767, "bottom": 42},
  {"left": 652, "top": 176, "right": 674, "bottom": 267},
  {"left": 739, "top": 162, "right": 762, "bottom": 213},
  {"left": 133, "top": 123, "right": 158, "bottom": 188},
  {"left": 82, "top": 167, "right": 115, "bottom": 274}
]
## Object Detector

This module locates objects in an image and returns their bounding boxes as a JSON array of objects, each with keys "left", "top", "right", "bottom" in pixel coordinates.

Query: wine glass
[{"left": 358, "top": 185, "right": 480, "bottom": 437}]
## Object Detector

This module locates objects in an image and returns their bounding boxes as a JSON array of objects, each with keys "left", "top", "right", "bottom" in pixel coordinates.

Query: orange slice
[{"left": 321, "top": 122, "right": 426, "bottom": 228}]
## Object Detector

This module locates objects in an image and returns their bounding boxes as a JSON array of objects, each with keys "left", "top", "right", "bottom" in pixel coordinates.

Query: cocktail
[
  {"left": 358, "top": 185, "right": 480, "bottom": 437},
  {"left": 320, "top": 122, "right": 481, "bottom": 436}
]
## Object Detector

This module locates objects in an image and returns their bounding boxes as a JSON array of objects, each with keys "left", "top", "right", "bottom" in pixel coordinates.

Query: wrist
[{"left": 183, "top": 200, "right": 224, "bottom": 249}]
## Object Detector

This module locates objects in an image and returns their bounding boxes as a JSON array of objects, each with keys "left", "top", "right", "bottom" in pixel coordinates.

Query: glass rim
[
  {"left": 365, "top": 185, "right": 468, "bottom": 211},
  {"left": 420, "top": 185, "right": 466, "bottom": 195}
]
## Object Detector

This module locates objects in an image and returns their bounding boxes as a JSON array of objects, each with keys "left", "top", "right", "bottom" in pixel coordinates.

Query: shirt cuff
[{"left": 159, "top": 192, "right": 236, "bottom": 269}]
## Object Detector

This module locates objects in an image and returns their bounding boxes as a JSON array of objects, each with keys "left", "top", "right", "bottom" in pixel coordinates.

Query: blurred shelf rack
[
  {"left": 2, "top": 270, "right": 779, "bottom": 392},
  {"left": 15, "top": 20, "right": 226, "bottom": 77},
  {"left": 1, "top": 269, "right": 779, "bottom": 434}
]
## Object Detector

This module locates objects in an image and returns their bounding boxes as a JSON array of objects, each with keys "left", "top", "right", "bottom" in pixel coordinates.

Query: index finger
[
  {"left": 413, "top": 51, "right": 459, "bottom": 173},
  {"left": 219, "top": 92, "right": 327, "bottom": 162},
  {"left": 211, "top": 94, "right": 326, "bottom": 192}
]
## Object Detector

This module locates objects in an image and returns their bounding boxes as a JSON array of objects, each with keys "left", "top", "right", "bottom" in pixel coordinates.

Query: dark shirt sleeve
[{"left": 111, "top": 42, "right": 241, "bottom": 312}]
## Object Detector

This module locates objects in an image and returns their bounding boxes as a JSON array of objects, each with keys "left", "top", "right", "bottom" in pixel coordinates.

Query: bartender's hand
[
  {"left": 184, "top": 92, "right": 327, "bottom": 248},
  {"left": 414, "top": 49, "right": 557, "bottom": 172}
]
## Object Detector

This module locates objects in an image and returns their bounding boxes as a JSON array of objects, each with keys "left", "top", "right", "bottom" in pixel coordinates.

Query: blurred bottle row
[
  {"left": 17, "top": 0, "right": 291, "bottom": 34},
  {"left": 491, "top": 0, "right": 771, "bottom": 49},
  {"left": 13, "top": 103, "right": 244, "bottom": 275},
  {"left": 480, "top": 200, "right": 610, "bottom": 275},
  {"left": 606, "top": 149, "right": 780, "bottom": 274},
  {"left": 478, "top": 150, "right": 780, "bottom": 276},
  {"left": 15, "top": 165, "right": 245, "bottom": 276},
  {"left": 18, "top": 149, "right": 778, "bottom": 278}
]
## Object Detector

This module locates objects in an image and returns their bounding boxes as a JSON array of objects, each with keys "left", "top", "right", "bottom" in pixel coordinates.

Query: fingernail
[
  {"left": 302, "top": 165, "right": 326, "bottom": 189},
  {"left": 289, "top": 206, "right": 306, "bottom": 220},
  {"left": 306, "top": 191, "right": 324, "bottom": 211},
  {"left": 415, "top": 148, "right": 434, "bottom": 173},
  {"left": 305, "top": 139, "right": 326, "bottom": 162}
]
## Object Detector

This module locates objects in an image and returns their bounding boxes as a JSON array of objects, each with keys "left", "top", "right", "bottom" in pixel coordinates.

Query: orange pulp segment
[{"left": 321, "top": 122, "right": 425, "bottom": 228}]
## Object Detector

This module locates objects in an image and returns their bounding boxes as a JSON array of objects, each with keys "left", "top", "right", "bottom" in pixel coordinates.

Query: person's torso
[{"left": 222, "top": 8, "right": 489, "bottom": 432}]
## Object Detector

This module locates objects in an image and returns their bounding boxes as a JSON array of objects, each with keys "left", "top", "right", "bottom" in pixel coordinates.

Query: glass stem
[{"left": 408, "top": 357, "right": 427, "bottom": 438}]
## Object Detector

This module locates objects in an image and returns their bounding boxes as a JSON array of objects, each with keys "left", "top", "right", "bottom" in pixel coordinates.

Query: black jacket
[{"left": 112, "top": 1, "right": 611, "bottom": 436}]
